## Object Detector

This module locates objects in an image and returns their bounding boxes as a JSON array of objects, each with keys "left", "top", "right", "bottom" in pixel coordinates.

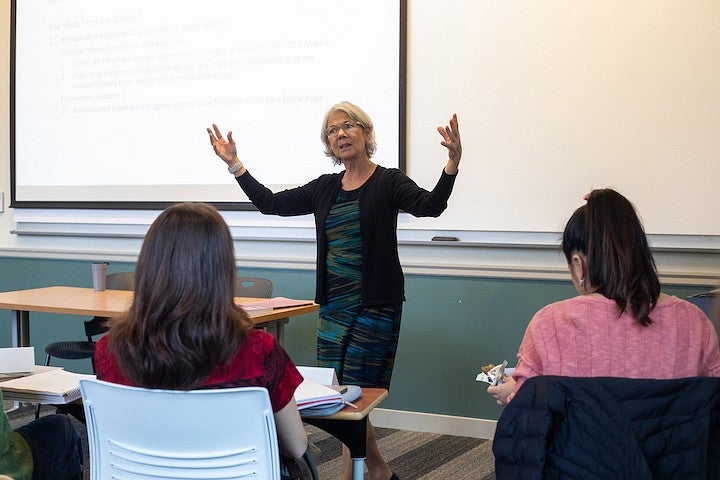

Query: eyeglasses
[{"left": 325, "top": 121, "right": 362, "bottom": 138}]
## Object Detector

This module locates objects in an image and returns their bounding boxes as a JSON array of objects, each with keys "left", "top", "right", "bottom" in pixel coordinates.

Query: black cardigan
[{"left": 236, "top": 165, "right": 457, "bottom": 306}]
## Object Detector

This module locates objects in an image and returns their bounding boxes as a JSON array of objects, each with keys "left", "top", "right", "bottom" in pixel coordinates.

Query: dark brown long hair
[
  {"left": 562, "top": 189, "right": 660, "bottom": 326},
  {"left": 108, "top": 202, "right": 253, "bottom": 389}
]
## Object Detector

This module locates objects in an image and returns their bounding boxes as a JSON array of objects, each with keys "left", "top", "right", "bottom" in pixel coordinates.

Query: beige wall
[{"left": 1, "top": 1, "right": 718, "bottom": 284}]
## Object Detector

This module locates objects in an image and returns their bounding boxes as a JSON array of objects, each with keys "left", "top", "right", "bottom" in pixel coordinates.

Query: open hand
[
  {"left": 437, "top": 113, "right": 461, "bottom": 164},
  {"left": 207, "top": 123, "right": 239, "bottom": 167}
]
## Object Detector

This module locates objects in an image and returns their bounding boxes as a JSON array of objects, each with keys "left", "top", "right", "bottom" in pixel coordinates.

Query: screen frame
[{"left": 9, "top": 0, "right": 407, "bottom": 211}]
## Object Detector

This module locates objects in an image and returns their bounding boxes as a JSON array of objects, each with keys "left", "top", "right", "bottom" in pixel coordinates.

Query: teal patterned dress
[{"left": 317, "top": 189, "right": 402, "bottom": 389}]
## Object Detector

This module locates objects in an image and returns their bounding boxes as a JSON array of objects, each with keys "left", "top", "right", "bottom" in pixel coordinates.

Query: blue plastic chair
[{"left": 80, "top": 379, "right": 281, "bottom": 479}]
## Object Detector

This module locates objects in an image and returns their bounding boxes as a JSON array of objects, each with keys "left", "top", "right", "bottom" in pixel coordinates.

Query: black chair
[
  {"left": 43, "top": 315, "right": 109, "bottom": 369},
  {"left": 235, "top": 276, "right": 273, "bottom": 298},
  {"left": 36, "top": 271, "right": 134, "bottom": 419},
  {"left": 686, "top": 289, "right": 719, "bottom": 318}
]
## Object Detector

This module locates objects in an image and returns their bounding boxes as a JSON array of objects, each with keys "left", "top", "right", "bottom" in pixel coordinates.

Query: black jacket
[
  {"left": 493, "top": 375, "right": 720, "bottom": 480},
  {"left": 237, "top": 166, "right": 456, "bottom": 306}
]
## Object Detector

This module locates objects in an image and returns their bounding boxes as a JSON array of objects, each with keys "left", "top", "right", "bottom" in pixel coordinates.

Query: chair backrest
[
  {"left": 106, "top": 271, "right": 135, "bottom": 291},
  {"left": 80, "top": 379, "right": 281, "bottom": 480},
  {"left": 686, "top": 289, "right": 719, "bottom": 319},
  {"left": 235, "top": 277, "right": 273, "bottom": 298},
  {"left": 83, "top": 316, "right": 110, "bottom": 340}
]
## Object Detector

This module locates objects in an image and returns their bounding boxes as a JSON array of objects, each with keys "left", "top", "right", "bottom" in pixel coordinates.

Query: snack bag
[{"left": 476, "top": 360, "right": 508, "bottom": 385}]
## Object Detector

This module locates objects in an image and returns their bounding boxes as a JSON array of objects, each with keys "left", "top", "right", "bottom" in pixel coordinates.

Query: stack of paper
[
  {"left": 294, "top": 379, "right": 344, "bottom": 410},
  {"left": 241, "top": 304, "right": 273, "bottom": 316},
  {"left": 0, "top": 369, "right": 95, "bottom": 404},
  {"left": 243, "top": 297, "right": 314, "bottom": 309}
]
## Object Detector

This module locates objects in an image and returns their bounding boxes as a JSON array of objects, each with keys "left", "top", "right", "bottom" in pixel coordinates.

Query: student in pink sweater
[{"left": 488, "top": 189, "right": 720, "bottom": 405}]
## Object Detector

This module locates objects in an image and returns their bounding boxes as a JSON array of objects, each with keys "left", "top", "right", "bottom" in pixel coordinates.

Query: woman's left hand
[
  {"left": 437, "top": 114, "right": 461, "bottom": 175},
  {"left": 486, "top": 376, "right": 515, "bottom": 406}
]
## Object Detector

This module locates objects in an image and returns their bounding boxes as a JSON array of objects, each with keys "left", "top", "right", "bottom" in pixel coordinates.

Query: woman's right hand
[{"left": 207, "top": 123, "right": 239, "bottom": 167}]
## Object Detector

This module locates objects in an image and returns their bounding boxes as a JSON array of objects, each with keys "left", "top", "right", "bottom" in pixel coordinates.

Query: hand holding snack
[
  {"left": 487, "top": 376, "right": 516, "bottom": 406},
  {"left": 477, "top": 360, "right": 516, "bottom": 405}
]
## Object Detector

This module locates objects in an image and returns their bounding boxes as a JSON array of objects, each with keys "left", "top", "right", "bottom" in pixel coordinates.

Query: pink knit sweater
[{"left": 512, "top": 294, "right": 720, "bottom": 397}]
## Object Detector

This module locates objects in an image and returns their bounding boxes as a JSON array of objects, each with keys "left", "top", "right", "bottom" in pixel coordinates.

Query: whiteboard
[
  {"left": 8, "top": 0, "right": 720, "bottom": 239},
  {"left": 403, "top": 0, "right": 720, "bottom": 236}
]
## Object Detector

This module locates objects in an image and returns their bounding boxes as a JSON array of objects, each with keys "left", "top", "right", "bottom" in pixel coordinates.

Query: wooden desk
[
  {"left": 0, "top": 286, "right": 318, "bottom": 347},
  {"left": 303, "top": 387, "right": 388, "bottom": 480}
]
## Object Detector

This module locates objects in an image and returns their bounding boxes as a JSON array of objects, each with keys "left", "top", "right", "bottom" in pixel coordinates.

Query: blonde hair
[{"left": 320, "top": 101, "right": 377, "bottom": 165}]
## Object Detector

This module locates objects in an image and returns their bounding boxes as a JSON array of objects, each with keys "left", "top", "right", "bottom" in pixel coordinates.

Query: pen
[{"left": 344, "top": 401, "right": 358, "bottom": 409}]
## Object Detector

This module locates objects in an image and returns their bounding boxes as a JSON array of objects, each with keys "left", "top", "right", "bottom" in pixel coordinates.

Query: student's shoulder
[
  {"left": 530, "top": 295, "right": 608, "bottom": 322},
  {"left": 244, "top": 328, "right": 276, "bottom": 349},
  {"left": 655, "top": 294, "right": 711, "bottom": 321},
  {"left": 534, "top": 296, "right": 586, "bottom": 314}
]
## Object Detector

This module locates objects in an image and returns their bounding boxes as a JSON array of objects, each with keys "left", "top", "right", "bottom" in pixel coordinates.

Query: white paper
[
  {"left": 0, "top": 347, "right": 35, "bottom": 374},
  {"left": 297, "top": 366, "right": 339, "bottom": 386}
]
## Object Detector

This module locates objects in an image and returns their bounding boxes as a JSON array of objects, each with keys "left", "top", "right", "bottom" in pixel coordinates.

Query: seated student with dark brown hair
[{"left": 93, "top": 202, "right": 313, "bottom": 478}]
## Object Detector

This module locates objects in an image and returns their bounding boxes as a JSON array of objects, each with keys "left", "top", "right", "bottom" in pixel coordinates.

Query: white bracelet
[{"left": 228, "top": 162, "right": 243, "bottom": 174}]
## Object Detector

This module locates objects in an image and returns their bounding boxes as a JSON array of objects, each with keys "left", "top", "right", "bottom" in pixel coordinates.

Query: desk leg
[
  {"left": 9, "top": 309, "right": 29, "bottom": 410},
  {"left": 275, "top": 317, "right": 288, "bottom": 344},
  {"left": 263, "top": 317, "right": 289, "bottom": 344},
  {"left": 12, "top": 310, "right": 30, "bottom": 347},
  {"left": 304, "top": 416, "right": 367, "bottom": 480}
]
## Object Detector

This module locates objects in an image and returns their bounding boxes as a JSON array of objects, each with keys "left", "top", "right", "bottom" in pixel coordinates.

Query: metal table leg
[
  {"left": 12, "top": 310, "right": 30, "bottom": 347},
  {"left": 304, "top": 415, "right": 368, "bottom": 480}
]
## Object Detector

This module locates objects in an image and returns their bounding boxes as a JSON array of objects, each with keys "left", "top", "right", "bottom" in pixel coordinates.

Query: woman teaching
[{"left": 207, "top": 101, "right": 462, "bottom": 480}]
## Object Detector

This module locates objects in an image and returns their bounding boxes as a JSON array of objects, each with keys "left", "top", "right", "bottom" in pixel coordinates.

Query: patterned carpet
[
  {"left": 310, "top": 425, "right": 496, "bottom": 479},
  {"left": 8, "top": 404, "right": 496, "bottom": 480}
]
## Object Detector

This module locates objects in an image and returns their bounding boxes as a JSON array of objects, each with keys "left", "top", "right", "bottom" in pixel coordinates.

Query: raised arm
[
  {"left": 437, "top": 113, "right": 462, "bottom": 175},
  {"left": 206, "top": 123, "right": 246, "bottom": 177}
]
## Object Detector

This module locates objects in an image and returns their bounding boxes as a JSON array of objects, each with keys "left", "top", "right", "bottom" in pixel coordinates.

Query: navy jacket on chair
[{"left": 493, "top": 376, "right": 720, "bottom": 480}]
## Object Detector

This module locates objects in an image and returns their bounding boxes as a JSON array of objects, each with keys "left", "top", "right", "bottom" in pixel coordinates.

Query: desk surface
[
  {"left": 0, "top": 286, "right": 319, "bottom": 325},
  {"left": 304, "top": 387, "right": 388, "bottom": 421}
]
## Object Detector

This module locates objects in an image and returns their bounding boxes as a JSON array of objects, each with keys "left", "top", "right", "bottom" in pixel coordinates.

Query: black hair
[{"left": 562, "top": 189, "right": 660, "bottom": 326}]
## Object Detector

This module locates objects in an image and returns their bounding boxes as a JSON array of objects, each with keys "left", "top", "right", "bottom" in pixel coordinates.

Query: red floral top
[{"left": 94, "top": 329, "right": 303, "bottom": 412}]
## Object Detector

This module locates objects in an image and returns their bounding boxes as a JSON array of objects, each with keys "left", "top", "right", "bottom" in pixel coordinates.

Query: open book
[{"left": 0, "top": 368, "right": 95, "bottom": 404}]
